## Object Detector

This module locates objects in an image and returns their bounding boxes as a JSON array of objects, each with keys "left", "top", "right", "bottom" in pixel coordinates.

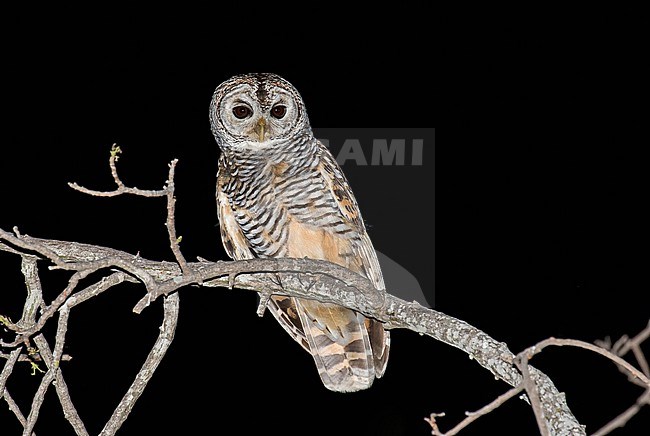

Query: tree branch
[
  {"left": 32, "top": 335, "right": 88, "bottom": 436},
  {"left": 9, "top": 148, "right": 636, "bottom": 434},
  {"left": 4, "top": 389, "right": 35, "bottom": 435},
  {"left": 592, "top": 390, "right": 650, "bottom": 436},
  {"left": 0, "top": 230, "right": 586, "bottom": 435},
  {"left": 23, "top": 335, "right": 57, "bottom": 436},
  {"left": 68, "top": 144, "right": 167, "bottom": 198},
  {"left": 1, "top": 147, "right": 187, "bottom": 435},
  {"left": 520, "top": 337, "right": 650, "bottom": 387},
  {"left": 592, "top": 322, "right": 650, "bottom": 435},
  {"left": 426, "top": 383, "right": 525, "bottom": 435},
  {"left": 99, "top": 293, "right": 180, "bottom": 436},
  {"left": 1, "top": 349, "right": 22, "bottom": 401},
  {"left": 1, "top": 353, "right": 72, "bottom": 362}
]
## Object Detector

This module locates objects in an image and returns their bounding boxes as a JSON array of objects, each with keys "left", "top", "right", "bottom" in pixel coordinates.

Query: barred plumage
[{"left": 210, "top": 73, "right": 389, "bottom": 392}]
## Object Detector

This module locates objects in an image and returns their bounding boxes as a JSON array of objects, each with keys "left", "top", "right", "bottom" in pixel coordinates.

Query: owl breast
[{"left": 217, "top": 139, "right": 360, "bottom": 265}]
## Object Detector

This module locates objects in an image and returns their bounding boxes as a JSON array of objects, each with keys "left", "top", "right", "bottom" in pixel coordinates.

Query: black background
[{"left": 1, "top": 9, "right": 648, "bottom": 435}]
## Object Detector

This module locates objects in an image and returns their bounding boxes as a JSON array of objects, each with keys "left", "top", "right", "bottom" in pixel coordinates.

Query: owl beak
[{"left": 256, "top": 117, "right": 267, "bottom": 142}]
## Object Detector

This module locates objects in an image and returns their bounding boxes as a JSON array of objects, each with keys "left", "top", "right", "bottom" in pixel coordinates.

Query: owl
[{"left": 209, "top": 73, "right": 389, "bottom": 392}]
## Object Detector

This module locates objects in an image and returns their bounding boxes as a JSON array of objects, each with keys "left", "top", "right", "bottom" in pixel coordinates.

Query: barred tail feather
[{"left": 295, "top": 299, "right": 376, "bottom": 392}]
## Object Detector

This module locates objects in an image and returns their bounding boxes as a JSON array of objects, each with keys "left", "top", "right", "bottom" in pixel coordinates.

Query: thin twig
[
  {"left": 68, "top": 144, "right": 166, "bottom": 198},
  {"left": 617, "top": 320, "right": 650, "bottom": 357},
  {"left": 424, "top": 413, "right": 445, "bottom": 435},
  {"left": 162, "top": 159, "right": 190, "bottom": 274},
  {"left": 522, "top": 337, "right": 650, "bottom": 387},
  {"left": 592, "top": 322, "right": 650, "bottom": 435},
  {"left": 631, "top": 345, "right": 650, "bottom": 379},
  {"left": 592, "top": 390, "right": 650, "bottom": 436},
  {"left": 427, "top": 384, "right": 525, "bottom": 435},
  {"left": 0, "top": 352, "right": 72, "bottom": 361},
  {"left": 619, "top": 321, "right": 650, "bottom": 378},
  {"left": 68, "top": 148, "right": 187, "bottom": 275}
]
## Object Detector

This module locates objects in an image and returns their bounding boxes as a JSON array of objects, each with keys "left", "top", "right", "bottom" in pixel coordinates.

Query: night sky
[{"left": 1, "top": 12, "right": 648, "bottom": 435}]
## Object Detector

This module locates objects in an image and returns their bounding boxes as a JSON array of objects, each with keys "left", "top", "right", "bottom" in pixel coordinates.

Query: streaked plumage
[{"left": 210, "top": 73, "right": 389, "bottom": 392}]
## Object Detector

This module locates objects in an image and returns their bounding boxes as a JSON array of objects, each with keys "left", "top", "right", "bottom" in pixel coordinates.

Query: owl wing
[
  {"left": 316, "top": 140, "right": 390, "bottom": 377},
  {"left": 317, "top": 141, "right": 385, "bottom": 290},
  {"left": 217, "top": 156, "right": 310, "bottom": 353}
]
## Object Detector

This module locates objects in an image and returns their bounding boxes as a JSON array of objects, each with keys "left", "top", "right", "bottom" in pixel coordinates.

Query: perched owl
[{"left": 209, "top": 73, "right": 389, "bottom": 392}]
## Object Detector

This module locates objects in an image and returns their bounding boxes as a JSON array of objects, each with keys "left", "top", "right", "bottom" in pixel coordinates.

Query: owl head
[{"left": 210, "top": 73, "right": 311, "bottom": 150}]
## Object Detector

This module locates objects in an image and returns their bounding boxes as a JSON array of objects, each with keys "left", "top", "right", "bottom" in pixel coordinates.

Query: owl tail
[{"left": 294, "top": 298, "right": 377, "bottom": 392}]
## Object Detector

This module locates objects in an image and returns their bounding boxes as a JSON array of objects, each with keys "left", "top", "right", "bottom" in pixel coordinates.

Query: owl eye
[
  {"left": 232, "top": 105, "right": 252, "bottom": 119},
  {"left": 271, "top": 105, "right": 287, "bottom": 119}
]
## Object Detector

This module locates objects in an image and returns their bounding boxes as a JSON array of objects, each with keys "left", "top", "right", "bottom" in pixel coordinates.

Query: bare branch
[
  {"left": 424, "top": 413, "right": 445, "bottom": 435},
  {"left": 23, "top": 335, "right": 57, "bottom": 436},
  {"left": 33, "top": 335, "right": 88, "bottom": 436},
  {"left": 1, "top": 353, "right": 72, "bottom": 362},
  {"left": 0, "top": 230, "right": 586, "bottom": 435},
  {"left": 0, "top": 228, "right": 157, "bottom": 294},
  {"left": 617, "top": 320, "right": 650, "bottom": 356},
  {"left": 427, "top": 384, "right": 525, "bottom": 435},
  {"left": 592, "top": 390, "right": 650, "bottom": 436},
  {"left": 162, "top": 159, "right": 190, "bottom": 274},
  {"left": 100, "top": 293, "right": 180, "bottom": 436},
  {"left": 2, "top": 148, "right": 191, "bottom": 434},
  {"left": 1, "top": 349, "right": 21, "bottom": 398},
  {"left": 68, "top": 147, "right": 188, "bottom": 274},
  {"left": 632, "top": 345, "right": 650, "bottom": 380},
  {"left": 4, "top": 390, "right": 35, "bottom": 436},
  {"left": 68, "top": 144, "right": 166, "bottom": 198},
  {"left": 1, "top": 260, "right": 43, "bottom": 436},
  {"left": 2, "top": 270, "right": 94, "bottom": 347},
  {"left": 521, "top": 337, "right": 650, "bottom": 388},
  {"left": 618, "top": 321, "right": 650, "bottom": 378},
  {"left": 592, "top": 323, "right": 650, "bottom": 435},
  {"left": 17, "top": 256, "right": 45, "bottom": 328}
]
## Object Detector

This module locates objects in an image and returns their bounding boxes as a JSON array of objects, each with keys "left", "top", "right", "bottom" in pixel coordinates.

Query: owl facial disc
[{"left": 210, "top": 73, "right": 310, "bottom": 150}]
